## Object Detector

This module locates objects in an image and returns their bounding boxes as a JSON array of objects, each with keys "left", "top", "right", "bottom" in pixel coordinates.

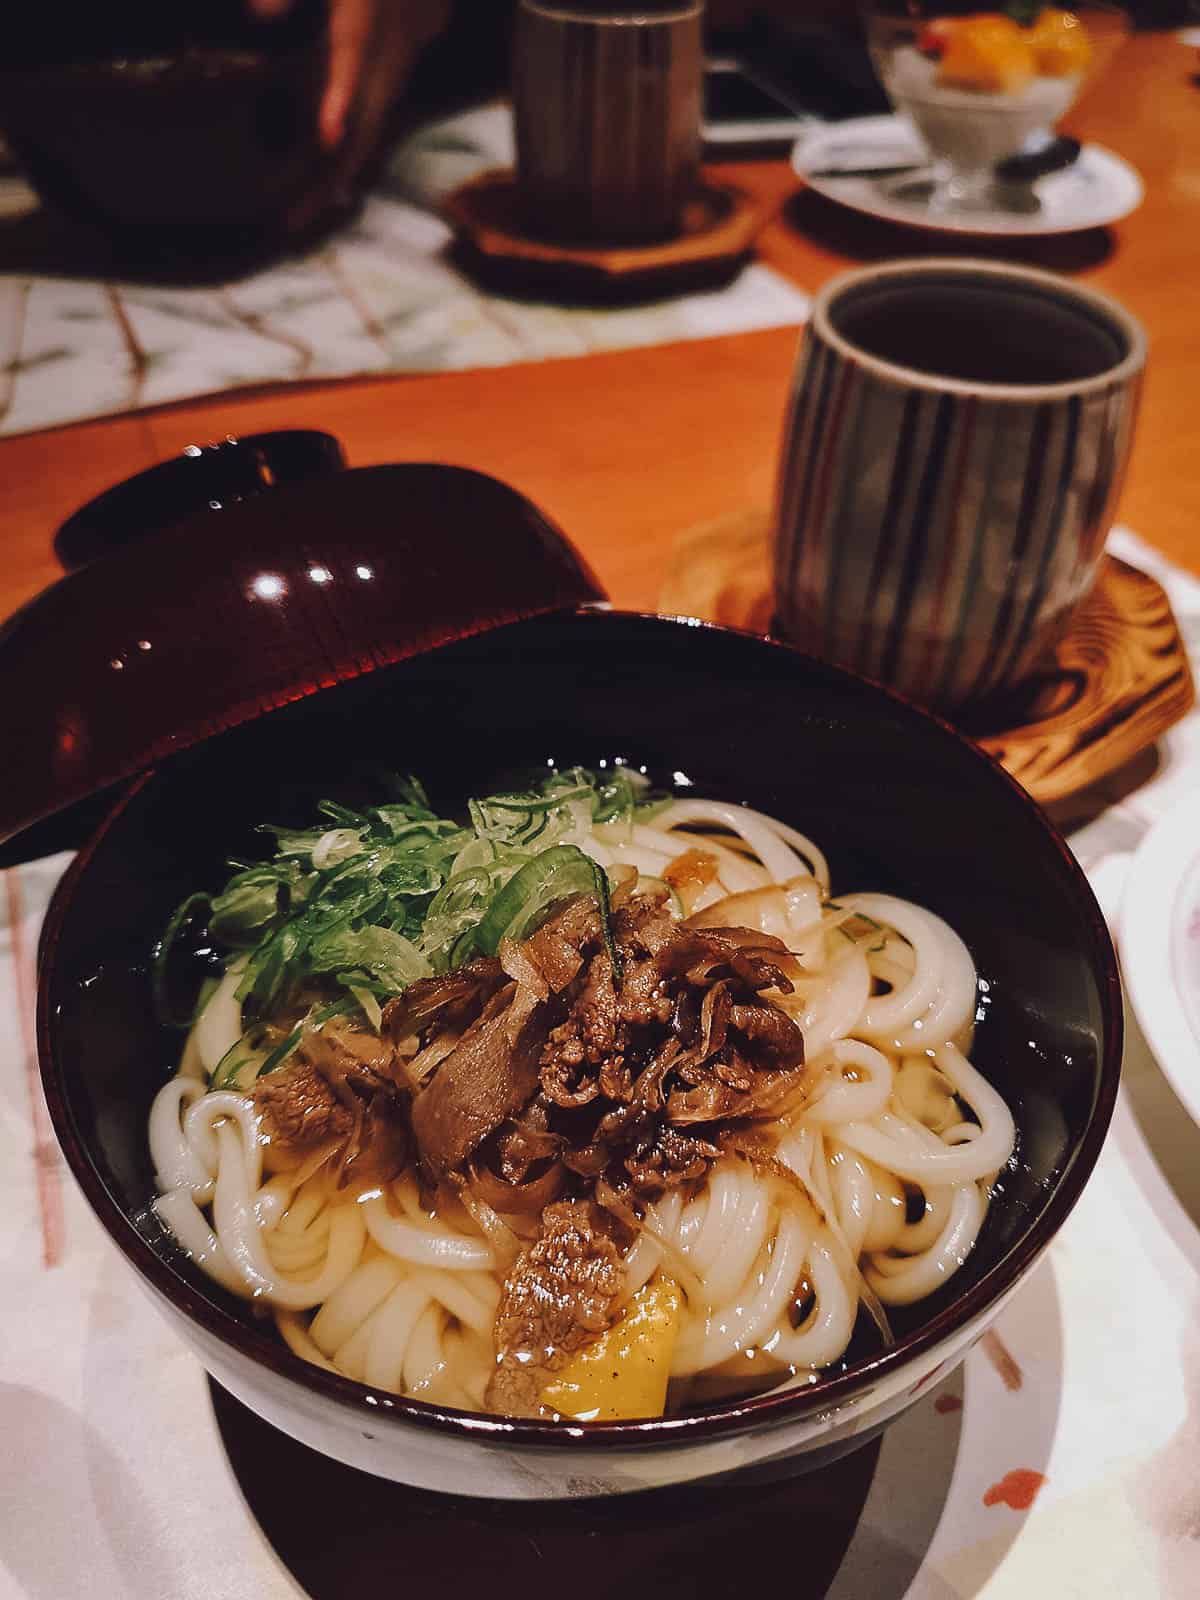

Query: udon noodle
[{"left": 149, "top": 785, "right": 1016, "bottom": 1419}]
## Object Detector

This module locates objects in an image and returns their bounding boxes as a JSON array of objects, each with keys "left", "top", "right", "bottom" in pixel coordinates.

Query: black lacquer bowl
[
  {"left": 27, "top": 457, "right": 1121, "bottom": 1499},
  {"left": 0, "top": 0, "right": 342, "bottom": 260}
]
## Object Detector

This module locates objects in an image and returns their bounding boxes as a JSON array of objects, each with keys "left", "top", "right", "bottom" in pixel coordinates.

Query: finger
[
  {"left": 320, "top": 0, "right": 375, "bottom": 149},
  {"left": 248, "top": 0, "right": 294, "bottom": 16}
]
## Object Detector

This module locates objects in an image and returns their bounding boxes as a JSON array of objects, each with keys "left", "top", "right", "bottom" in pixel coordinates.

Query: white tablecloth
[{"left": 2, "top": 527, "right": 1198, "bottom": 1599}]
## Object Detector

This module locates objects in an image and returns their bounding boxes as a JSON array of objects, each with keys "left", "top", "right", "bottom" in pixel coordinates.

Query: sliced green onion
[
  {"left": 177, "top": 767, "right": 680, "bottom": 1029},
  {"left": 586, "top": 856, "right": 623, "bottom": 983},
  {"left": 255, "top": 997, "right": 358, "bottom": 1080},
  {"left": 153, "top": 893, "right": 212, "bottom": 1029},
  {"left": 474, "top": 845, "right": 600, "bottom": 955},
  {"left": 210, "top": 1034, "right": 262, "bottom": 1091},
  {"left": 349, "top": 985, "right": 384, "bottom": 1031},
  {"left": 484, "top": 787, "right": 592, "bottom": 816}
]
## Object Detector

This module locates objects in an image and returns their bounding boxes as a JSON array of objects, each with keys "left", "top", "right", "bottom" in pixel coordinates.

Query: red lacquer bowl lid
[{"left": 1, "top": 441, "right": 605, "bottom": 855}]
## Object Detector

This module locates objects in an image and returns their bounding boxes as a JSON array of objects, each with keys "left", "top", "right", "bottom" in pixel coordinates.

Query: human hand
[{"left": 250, "top": 0, "right": 452, "bottom": 149}]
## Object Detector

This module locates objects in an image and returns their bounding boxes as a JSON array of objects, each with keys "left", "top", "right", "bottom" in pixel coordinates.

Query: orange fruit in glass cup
[
  {"left": 1027, "top": 8, "right": 1092, "bottom": 76},
  {"left": 936, "top": 15, "right": 1038, "bottom": 92}
]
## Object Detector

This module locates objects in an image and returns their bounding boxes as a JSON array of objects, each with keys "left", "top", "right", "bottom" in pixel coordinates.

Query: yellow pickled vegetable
[
  {"left": 937, "top": 16, "right": 1036, "bottom": 93},
  {"left": 542, "top": 1277, "right": 682, "bottom": 1422},
  {"left": 1027, "top": 8, "right": 1092, "bottom": 76}
]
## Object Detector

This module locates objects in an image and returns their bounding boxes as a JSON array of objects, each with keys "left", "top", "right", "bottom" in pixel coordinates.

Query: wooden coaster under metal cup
[
  {"left": 660, "top": 506, "right": 1195, "bottom": 807},
  {"left": 443, "top": 170, "right": 771, "bottom": 301}
]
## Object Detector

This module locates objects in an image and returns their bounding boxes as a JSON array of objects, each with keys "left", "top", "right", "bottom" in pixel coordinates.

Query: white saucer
[
  {"left": 792, "top": 114, "right": 1144, "bottom": 238},
  {"left": 1120, "top": 793, "right": 1200, "bottom": 1128}
]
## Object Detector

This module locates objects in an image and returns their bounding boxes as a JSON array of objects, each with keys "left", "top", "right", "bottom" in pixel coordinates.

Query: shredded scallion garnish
[{"left": 160, "top": 767, "right": 665, "bottom": 1076}]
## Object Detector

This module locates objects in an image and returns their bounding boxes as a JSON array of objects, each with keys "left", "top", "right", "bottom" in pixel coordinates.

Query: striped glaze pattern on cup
[
  {"left": 773, "top": 260, "right": 1145, "bottom": 710},
  {"left": 513, "top": 0, "right": 703, "bottom": 246}
]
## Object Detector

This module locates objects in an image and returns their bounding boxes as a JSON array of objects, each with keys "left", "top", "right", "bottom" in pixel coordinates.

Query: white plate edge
[
  {"left": 790, "top": 117, "right": 1144, "bottom": 237},
  {"left": 1119, "top": 793, "right": 1200, "bottom": 1125}
]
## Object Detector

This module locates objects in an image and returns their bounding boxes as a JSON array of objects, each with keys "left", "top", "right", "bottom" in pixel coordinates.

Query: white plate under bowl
[
  {"left": 792, "top": 113, "right": 1144, "bottom": 238},
  {"left": 1120, "top": 793, "right": 1200, "bottom": 1126}
]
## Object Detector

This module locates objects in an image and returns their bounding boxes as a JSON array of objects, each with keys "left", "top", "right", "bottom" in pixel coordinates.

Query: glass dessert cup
[{"left": 865, "top": 3, "right": 1129, "bottom": 216}]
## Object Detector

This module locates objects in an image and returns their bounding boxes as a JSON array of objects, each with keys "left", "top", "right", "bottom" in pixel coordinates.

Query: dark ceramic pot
[{"left": 20, "top": 447, "right": 1121, "bottom": 1498}]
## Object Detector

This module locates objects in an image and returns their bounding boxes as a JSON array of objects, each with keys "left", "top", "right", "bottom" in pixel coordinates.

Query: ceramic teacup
[{"left": 773, "top": 258, "right": 1146, "bottom": 709}]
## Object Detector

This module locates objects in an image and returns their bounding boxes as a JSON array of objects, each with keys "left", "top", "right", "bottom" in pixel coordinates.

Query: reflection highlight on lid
[{"left": 251, "top": 574, "right": 287, "bottom": 601}]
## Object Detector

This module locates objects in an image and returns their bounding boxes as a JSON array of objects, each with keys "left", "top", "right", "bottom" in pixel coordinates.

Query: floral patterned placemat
[{"left": 0, "top": 107, "right": 810, "bottom": 439}]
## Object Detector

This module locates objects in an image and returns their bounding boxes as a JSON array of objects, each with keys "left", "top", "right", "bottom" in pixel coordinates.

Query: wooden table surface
[{"left": 2, "top": 31, "right": 1196, "bottom": 621}]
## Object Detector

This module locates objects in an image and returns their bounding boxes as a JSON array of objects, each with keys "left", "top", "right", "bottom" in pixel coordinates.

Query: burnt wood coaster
[
  {"left": 659, "top": 508, "right": 1195, "bottom": 807},
  {"left": 442, "top": 170, "right": 773, "bottom": 302}
]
